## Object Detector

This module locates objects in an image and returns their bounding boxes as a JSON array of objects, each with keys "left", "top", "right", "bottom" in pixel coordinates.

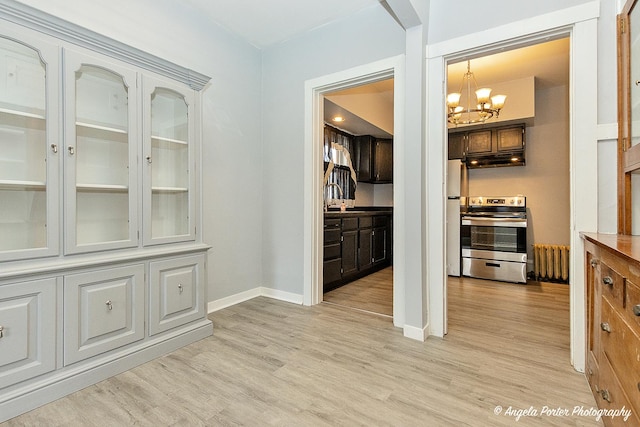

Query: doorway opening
[{"left": 303, "top": 55, "right": 405, "bottom": 327}]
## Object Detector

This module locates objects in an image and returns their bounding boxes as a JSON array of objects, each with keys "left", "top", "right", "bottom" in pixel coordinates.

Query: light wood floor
[
  {"left": 4, "top": 276, "right": 601, "bottom": 426},
  {"left": 323, "top": 267, "right": 393, "bottom": 317}
]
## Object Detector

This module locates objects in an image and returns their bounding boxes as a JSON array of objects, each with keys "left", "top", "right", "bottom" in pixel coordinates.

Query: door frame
[
  {"left": 427, "top": 2, "right": 599, "bottom": 370},
  {"left": 303, "top": 55, "right": 406, "bottom": 327}
]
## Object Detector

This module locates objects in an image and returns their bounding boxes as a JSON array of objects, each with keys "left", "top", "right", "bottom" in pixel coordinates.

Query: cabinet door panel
[
  {"left": 374, "top": 139, "right": 393, "bottom": 182},
  {"left": 358, "top": 227, "right": 373, "bottom": 271},
  {"left": 64, "top": 264, "right": 144, "bottom": 365},
  {"left": 496, "top": 126, "right": 524, "bottom": 152},
  {"left": 466, "top": 130, "right": 492, "bottom": 154},
  {"left": 63, "top": 49, "right": 138, "bottom": 254},
  {"left": 0, "top": 34, "right": 59, "bottom": 261},
  {"left": 0, "top": 278, "right": 56, "bottom": 389},
  {"left": 149, "top": 255, "right": 205, "bottom": 336},
  {"left": 143, "top": 76, "right": 196, "bottom": 246},
  {"left": 341, "top": 230, "right": 358, "bottom": 277}
]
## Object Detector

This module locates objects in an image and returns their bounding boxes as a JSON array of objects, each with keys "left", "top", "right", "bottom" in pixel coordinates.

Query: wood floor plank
[{"left": 3, "top": 275, "right": 603, "bottom": 426}]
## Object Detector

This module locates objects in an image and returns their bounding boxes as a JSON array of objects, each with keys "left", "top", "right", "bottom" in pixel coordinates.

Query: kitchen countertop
[{"left": 324, "top": 207, "right": 393, "bottom": 218}]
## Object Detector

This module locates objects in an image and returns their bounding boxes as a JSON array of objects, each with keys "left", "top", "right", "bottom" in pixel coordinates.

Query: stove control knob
[{"left": 510, "top": 200, "right": 514, "bottom": 205}]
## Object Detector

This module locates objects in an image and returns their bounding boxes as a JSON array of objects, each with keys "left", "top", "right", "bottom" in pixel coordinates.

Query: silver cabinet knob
[
  {"left": 600, "top": 322, "right": 611, "bottom": 333},
  {"left": 146, "top": 156, "right": 152, "bottom": 164},
  {"left": 106, "top": 300, "right": 113, "bottom": 310},
  {"left": 51, "top": 143, "right": 58, "bottom": 154},
  {"left": 178, "top": 284, "right": 183, "bottom": 294},
  {"left": 590, "top": 259, "right": 598, "bottom": 268},
  {"left": 633, "top": 305, "right": 640, "bottom": 316},
  {"left": 600, "top": 389, "right": 611, "bottom": 403},
  {"left": 68, "top": 146, "right": 75, "bottom": 155},
  {"left": 602, "top": 276, "right": 613, "bottom": 286},
  {"left": 0, "top": 325, "right": 4, "bottom": 338}
]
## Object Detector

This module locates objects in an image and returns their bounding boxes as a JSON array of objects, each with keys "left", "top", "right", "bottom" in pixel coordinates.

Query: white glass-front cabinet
[
  {"left": 63, "top": 49, "right": 139, "bottom": 253},
  {"left": 0, "top": 35, "right": 59, "bottom": 261},
  {"left": 143, "top": 76, "right": 196, "bottom": 245}
]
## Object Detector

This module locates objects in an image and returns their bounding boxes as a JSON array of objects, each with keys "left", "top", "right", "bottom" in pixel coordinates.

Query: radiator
[{"left": 533, "top": 244, "right": 570, "bottom": 282}]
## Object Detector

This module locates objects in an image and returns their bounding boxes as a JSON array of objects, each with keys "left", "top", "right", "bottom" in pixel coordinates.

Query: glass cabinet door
[
  {"left": 0, "top": 35, "right": 59, "bottom": 261},
  {"left": 143, "top": 76, "right": 195, "bottom": 245},
  {"left": 64, "top": 50, "right": 138, "bottom": 253}
]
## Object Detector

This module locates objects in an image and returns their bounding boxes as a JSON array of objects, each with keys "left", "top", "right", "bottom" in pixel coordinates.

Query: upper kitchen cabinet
[
  {"left": 354, "top": 136, "right": 393, "bottom": 183},
  {"left": 452, "top": 124, "right": 525, "bottom": 168},
  {"left": 143, "top": 76, "right": 196, "bottom": 245},
  {"left": 63, "top": 50, "right": 139, "bottom": 253},
  {"left": 0, "top": 35, "right": 59, "bottom": 261}
]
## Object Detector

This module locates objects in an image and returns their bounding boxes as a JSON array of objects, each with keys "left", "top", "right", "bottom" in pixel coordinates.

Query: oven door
[{"left": 461, "top": 216, "right": 527, "bottom": 256}]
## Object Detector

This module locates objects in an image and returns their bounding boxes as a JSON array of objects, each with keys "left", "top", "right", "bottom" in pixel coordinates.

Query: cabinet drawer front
[
  {"left": 600, "top": 298, "right": 640, "bottom": 416},
  {"left": 324, "top": 243, "right": 341, "bottom": 260},
  {"left": 359, "top": 217, "right": 372, "bottom": 229},
  {"left": 373, "top": 215, "right": 388, "bottom": 227},
  {"left": 149, "top": 254, "right": 205, "bottom": 336},
  {"left": 64, "top": 264, "right": 145, "bottom": 365},
  {"left": 0, "top": 278, "right": 56, "bottom": 389},
  {"left": 600, "top": 261, "right": 625, "bottom": 307},
  {"left": 342, "top": 217, "right": 358, "bottom": 231},
  {"left": 597, "top": 352, "right": 640, "bottom": 426},
  {"left": 324, "top": 219, "right": 341, "bottom": 229},
  {"left": 585, "top": 351, "right": 599, "bottom": 396},
  {"left": 625, "top": 280, "right": 640, "bottom": 330},
  {"left": 324, "top": 229, "right": 341, "bottom": 245}
]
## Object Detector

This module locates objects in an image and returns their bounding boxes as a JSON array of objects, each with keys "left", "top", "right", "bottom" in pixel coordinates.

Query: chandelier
[{"left": 447, "top": 60, "right": 506, "bottom": 126}]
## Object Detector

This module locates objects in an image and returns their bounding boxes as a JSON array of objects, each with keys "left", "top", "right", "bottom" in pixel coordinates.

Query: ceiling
[{"left": 180, "top": 0, "right": 381, "bottom": 48}]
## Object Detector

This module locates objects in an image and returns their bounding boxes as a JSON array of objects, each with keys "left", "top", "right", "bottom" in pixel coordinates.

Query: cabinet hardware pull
[
  {"left": 178, "top": 284, "right": 183, "bottom": 293},
  {"left": 600, "top": 389, "right": 611, "bottom": 403},
  {"left": 590, "top": 259, "right": 598, "bottom": 268},
  {"left": 633, "top": 305, "right": 640, "bottom": 316},
  {"left": 106, "top": 300, "right": 113, "bottom": 310},
  {"left": 68, "top": 146, "right": 75, "bottom": 155},
  {"left": 602, "top": 276, "right": 613, "bottom": 286},
  {"left": 51, "top": 144, "right": 58, "bottom": 154},
  {"left": 600, "top": 322, "right": 611, "bottom": 333},
  {"left": 0, "top": 325, "right": 4, "bottom": 338},
  {"left": 146, "top": 156, "right": 152, "bottom": 164}
]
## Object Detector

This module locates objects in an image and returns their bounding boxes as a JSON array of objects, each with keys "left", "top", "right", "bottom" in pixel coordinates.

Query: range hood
[{"left": 465, "top": 151, "right": 525, "bottom": 169}]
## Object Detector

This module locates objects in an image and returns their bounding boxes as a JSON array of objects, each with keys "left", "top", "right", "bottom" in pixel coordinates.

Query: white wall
[
  {"left": 468, "top": 84, "right": 571, "bottom": 267},
  {"left": 260, "top": 5, "right": 405, "bottom": 294},
  {"left": 16, "top": 0, "right": 265, "bottom": 302}
]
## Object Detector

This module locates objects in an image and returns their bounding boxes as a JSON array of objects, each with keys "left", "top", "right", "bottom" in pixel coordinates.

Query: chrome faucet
[{"left": 324, "top": 182, "right": 344, "bottom": 212}]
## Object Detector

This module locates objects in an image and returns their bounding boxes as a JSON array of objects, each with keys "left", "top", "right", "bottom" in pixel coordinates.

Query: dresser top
[{"left": 581, "top": 232, "right": 640, "bottom": 265}]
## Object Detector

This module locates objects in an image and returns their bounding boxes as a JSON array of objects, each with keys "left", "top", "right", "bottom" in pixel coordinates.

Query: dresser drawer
[
  {"left": 0, "top": 278, "right": 56, "bottom": 389},
  {"left": 64, "top": 265, "right": 145, "bottom": 365},
  {"left": 149, "top": 255, "right": 205, "bottom": 336},
  {"left": 600, "top": 260, "right": 625, "bottom": 308},
  {"left": 600, "top": 297, "right": 640, "bottom": 417},
  {"left": 625, "top": 280, "right": 640, "bottom": 330},
  {"left": 597, "top": 353, "right": 640, "bottom": 426},
  {"left": 585, "top": 351, "right": 599, "bottom": 396}
]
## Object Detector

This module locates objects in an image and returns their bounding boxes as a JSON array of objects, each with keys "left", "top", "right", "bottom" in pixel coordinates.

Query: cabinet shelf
[
  {"left": 0, "top": 107, "right": 46, "bottom": 121},
  {"left": 76, "top": 183, "right": 128, "bottom": 192},
  {"left": 152, "top": 186, "right": 188, "bottom": 193},
  {"left": 0, "top": 179, "right": 46, "bottom": 190},
  {"left": 76, "top": 121, "right": 127, "bottom": 134},
  {"left": 151, "top": 135, "right": 187, "bottom": 145}
]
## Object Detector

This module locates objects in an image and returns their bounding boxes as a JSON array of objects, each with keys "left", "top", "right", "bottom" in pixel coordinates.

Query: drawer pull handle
[
  {"left": 600, "top": 389, "right": 611, "bottom": 403},
  {"left": 0, "top": 325, "right": 4, "bottom": 338},
  {"left": 602, "top": 276, "right": 614, "bottom": 286},
  {"left": 178, "top": 284, "right": 184, "bottom": 293},
  {"left": 590, "top": 259, "right": 598, "bottom": 268},
  {"left": 633, "top": 305, "right": 640, "bottom": 316},
  {"left": 106, "top": 300, "right": 113, "bottom": 310},
  {"left": 146, "top": 156, "right": 152, "bottom": 164},
  {"left": 51, "top": 143, "right": 58, "bottom": 154},
  {"left": 68, "top": 146, "right": 75, "bottom": 156},
  {"left": 600, "top": 322, "right": 611, "bottom": 333}
]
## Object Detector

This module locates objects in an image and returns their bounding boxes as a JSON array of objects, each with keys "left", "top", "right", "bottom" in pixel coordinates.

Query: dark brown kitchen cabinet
[
  {"left": 464, "top": 125, "right": 524, "bottom": 156},
  {"left": 323, "top": 212, "right": 392, "bottom": 292},
  {"left": 448, "top": 132, "right": 466, "bottom": 160},
  {"left": 354, "top": 136, "right": 393, "bottom": 183}
]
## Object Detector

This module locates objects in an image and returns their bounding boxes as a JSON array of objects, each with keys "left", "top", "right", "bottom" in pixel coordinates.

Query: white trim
[
  {"left": 207, "top": 287, "right": 303, "bottom": 313},
  {"left": 303, "top": 55, "right": 406, "bottom": 328},
  {"left": 403, "top": 323, "right": 428, "bottom": 341},
  {"left": 597, "top": 122, "right": 619, "bottom": 141},
  {"left": 426, "top": 6, "right": 599, "bottom": 371}
]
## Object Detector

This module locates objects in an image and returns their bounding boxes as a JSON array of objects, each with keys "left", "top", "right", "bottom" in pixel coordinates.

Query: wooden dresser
[{"left": 582, "top": 233, "right": 640, "bottom": 425}]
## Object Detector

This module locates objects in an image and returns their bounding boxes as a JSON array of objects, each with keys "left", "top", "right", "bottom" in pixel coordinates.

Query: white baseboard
[
  {"left": 208, "top": 287, "right": 303, "bottom": 313},
  {"left": 403, "top": 323, "right": 428, "bottom": 341}
]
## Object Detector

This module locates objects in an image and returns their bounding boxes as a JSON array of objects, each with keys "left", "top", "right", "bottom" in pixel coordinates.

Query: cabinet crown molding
[{"left": 0, "top": 0, "right": 211, "bottom": 90}]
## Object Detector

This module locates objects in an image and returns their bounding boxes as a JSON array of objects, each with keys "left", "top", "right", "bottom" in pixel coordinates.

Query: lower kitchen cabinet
[
  {"left": 64, "top": 264, "right": 145, "bottom": 365},
  {"left": 0, "top": 278, "right": 56, "bottom": 389},
  {"left": 324, "top": 211, "right": 392, "bottom": 291},
  {"left": 149, "top": 254, "right": 205, "bottom": 336}
]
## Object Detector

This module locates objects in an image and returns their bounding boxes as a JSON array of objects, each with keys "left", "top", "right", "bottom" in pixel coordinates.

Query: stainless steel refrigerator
[{"left": 446, "top": 160, "right": 467, "bottom": 276}]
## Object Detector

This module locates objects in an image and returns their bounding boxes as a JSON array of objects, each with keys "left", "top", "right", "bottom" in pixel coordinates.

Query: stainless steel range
[{"left": 461, "top": 196, "right": 527, "bottom": 284}]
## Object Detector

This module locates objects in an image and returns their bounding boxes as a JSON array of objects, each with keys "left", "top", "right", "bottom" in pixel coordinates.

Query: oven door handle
[{"left": 461, "top": 216, "right": 527, "bottom": 228}]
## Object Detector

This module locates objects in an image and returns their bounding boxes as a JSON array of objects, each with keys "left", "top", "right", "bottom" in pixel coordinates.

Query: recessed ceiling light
[{"left": 332, "top": 116, "right": 344, "bottom": 122}]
